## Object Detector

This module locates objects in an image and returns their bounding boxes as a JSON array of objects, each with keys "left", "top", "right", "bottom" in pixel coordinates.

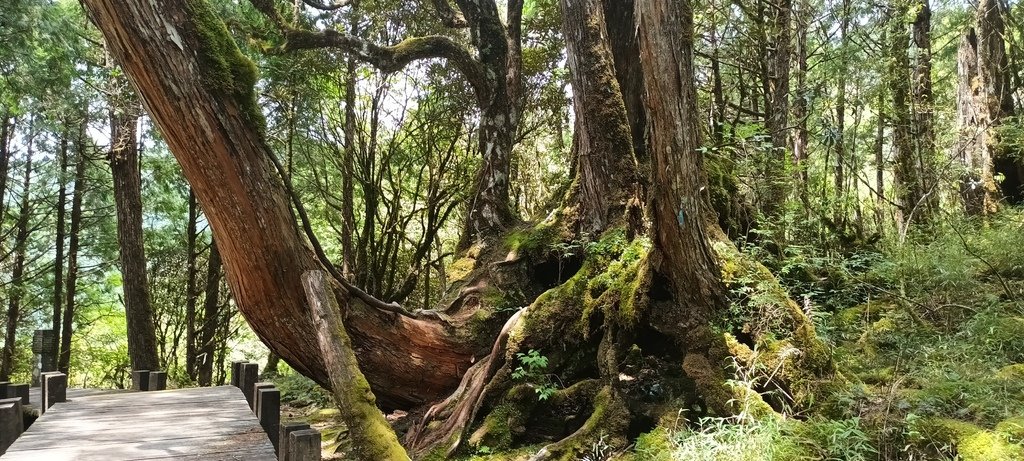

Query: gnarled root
[{"left": 405, "top": 308, "right": 525, "bottom": 457}]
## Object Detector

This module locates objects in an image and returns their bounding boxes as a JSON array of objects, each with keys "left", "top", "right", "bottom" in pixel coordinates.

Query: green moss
[
  {"left": 835, "top": 302, "right": 890, "bottom": 332},
  {"left": 632, "top": 427, "right": 675, "bottom": 461},
  {"left": 996, "top": 417, "right": 1024, "bottom": 442},
  {"left": 469, "top": 403, "right": 525, "bottom": 451},
  {"left": 504, "top": 222, "right": 561, "bottom": 257},
  {"left": 448, "top": 256, "right": 478, "bottom": 283},
  {"left": 995, "top": 363, "right": 1024, "bottom": 381},
  {"left": 916, "top": 418, "right": 1024, "bottom": 461},
  {"left": 957, "top": 431, "right": 1024, "bottom": 461},
  {"left": 185, "top": 0, "right": 265, "bottom": 133}
]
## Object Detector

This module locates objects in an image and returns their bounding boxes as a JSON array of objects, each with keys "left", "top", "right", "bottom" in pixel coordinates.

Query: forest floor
[{"left": 276, "top": 211, "right": 1024, "bottom": 461}]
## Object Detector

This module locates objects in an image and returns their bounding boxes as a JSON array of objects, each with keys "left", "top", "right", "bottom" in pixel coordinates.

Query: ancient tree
[{"left": 80, "top": 0, "right": 833, "bottom": 458}]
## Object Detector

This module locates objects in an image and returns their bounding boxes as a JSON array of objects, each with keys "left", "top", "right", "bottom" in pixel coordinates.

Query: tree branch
[
  {"left": 288, "top": 29, "right": 487, "bottom": 95},
  {"left": 301, "top": 0, "right": 352, "bottom": 10},
  {"left": 429, "top": 0, "right": 468, "bottom": 28}
]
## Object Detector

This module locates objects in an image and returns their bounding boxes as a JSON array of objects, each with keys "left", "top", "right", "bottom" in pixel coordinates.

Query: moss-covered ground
[{"left": 617, "top": 211, "right": 1024, "bottom": 461}]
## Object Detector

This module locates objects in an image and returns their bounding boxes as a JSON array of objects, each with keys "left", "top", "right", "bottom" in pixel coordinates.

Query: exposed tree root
[{"left": 405, "top": 308, "right": 525, "bottom": 457}]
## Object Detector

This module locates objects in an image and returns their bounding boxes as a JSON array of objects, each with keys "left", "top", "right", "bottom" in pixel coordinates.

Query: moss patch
[
  {"left": 914, "top": 418, "right": 1024, "bottom": 461},
  {"left": 185, "top": 0, "right": 265, "bottom": 133}
]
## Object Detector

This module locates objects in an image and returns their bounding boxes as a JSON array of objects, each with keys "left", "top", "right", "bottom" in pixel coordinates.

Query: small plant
[
  {"left": 581, "top": 434, "right": 614, "bottom": 461},
  {"left": 512, "top": 349, "right": 559, "bottom": 401}
]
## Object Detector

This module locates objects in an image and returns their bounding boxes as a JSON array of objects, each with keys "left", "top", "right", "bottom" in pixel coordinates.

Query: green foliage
[{"left": 512, "top": 349, "right": 558, "bottom": 401}]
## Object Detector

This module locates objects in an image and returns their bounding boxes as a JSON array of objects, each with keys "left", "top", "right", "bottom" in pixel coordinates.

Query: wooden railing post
[
  {"left": 148, "top": 371, "right": 167, "bottom": 391},
  {"left": 253, "top": 382, "right": 274, "bottom": 413},
  {"left": 287, "top": 428, "right": 321, "bottom": 461},
  {"left": 230, "top": 360, "right": 246, "bottom": 388},
  {"left": 256, "top": 385, "right": 281, "bottom": 453},
  {"left": 7, "top": 384, "right": 28, "bottom": 404},
  {"left": 0, "top": 397, "right": 23, "bottom": 455},
  {"left": 41, "top": 372, "right": 67, "bottom": 413},
  {"left": 131, "top": 370, "right": 151, "bottom": 391},
  {"left": 279, "top": 422, "right": 310, "bottom": 460},
  {"left": 240, "top": 363, "right": 258, "bottom": 409}
]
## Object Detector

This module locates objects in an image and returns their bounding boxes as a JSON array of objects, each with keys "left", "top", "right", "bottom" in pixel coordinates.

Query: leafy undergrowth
[{"left": 615, "top": 211, "right": 1024, "bottom": 460}]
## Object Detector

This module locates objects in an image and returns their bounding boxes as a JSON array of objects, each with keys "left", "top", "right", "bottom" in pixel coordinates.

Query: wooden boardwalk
[{"left": 3, "top": 386, "right": 276, "bottom": 460}]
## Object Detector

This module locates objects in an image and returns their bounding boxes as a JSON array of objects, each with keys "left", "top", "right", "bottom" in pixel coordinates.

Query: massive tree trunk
[
  {"left": 82, "top": 3, "right": 834, "bottom": 459},
  {"left": 80, "top": 0, "right": 475, "bottom": 409},
  {"left": 979, "top": 0, "right": 1019, "bottom": 202},
  {"left": 1, "top": 128, "right": 34, "bottom": 381},
  {"left": 635, "top": 0, "right": 735, "bottom": 413},
  {"left": 956, "top": 28, "right": 1000, "bottom": 215},
  {"left": 109, "top": 106, "right": 161, "bottom": 372},
  {"left": 562, "top": 0, "right": 641, "bottom": 234}
]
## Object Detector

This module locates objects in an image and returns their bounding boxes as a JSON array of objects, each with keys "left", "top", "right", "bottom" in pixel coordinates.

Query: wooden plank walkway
[
  {"left": 3, "top": 386, "right": 276, "bottom": 460},
  {"left": 25, "top": 387, "right": 125, "bottom": 416}
]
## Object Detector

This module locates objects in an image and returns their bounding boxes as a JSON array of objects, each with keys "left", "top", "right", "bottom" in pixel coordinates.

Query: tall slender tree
[
  {"left": 108, "top": 103, "right": 160, "bottom": 372},
  {"left": 1, "top": 124, "right": 34, "bottom": 381}
]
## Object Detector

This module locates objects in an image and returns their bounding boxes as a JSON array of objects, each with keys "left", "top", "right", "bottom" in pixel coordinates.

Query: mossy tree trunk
[
  {"left": 562, "top": 0, "right": 641, "bottom": 235},
  {"left": 887, "top": 2, "right": 925, "bottom": 231},
  {"left": 635, "top": 0, "right": 735, "bottom": 414}
]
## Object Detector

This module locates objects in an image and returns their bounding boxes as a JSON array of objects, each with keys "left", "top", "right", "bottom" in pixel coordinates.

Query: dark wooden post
[
  {"left": 148, "top": 371, "right": 167, "bottom": 391},
  {"left": 41, "top": 372, "right": 67, "bottom": 413},
  {"left": 256, "top": 386, "right": 281, "bottom": 453},
  {"left": 0, "top": 397, "right": 24, "bottom": 455},
  {"left": 0, "top": 382, "right": 9, "bottom": 399},
  {"left": 240, "top": 363, "right": 258, "bottom": 409},
  {"left": 252, "top": 382, "right": 274, "bottom": 414},
  {"left": 279, "top": 422, "right": 310, "bottom": 460},
  {"left": 131, "top": 370, "right": 151, "bottom": 391},
  {"left": 230, "top": 360, "right": 246, "bottom": 387},
  {"left": 287, "top": 428, "right": 321, "bottom": 461},
  {"left": 8, "top": 384, "right": 28, "bottom": 404}
]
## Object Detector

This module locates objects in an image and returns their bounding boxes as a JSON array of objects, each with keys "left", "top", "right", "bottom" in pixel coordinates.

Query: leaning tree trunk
[
  {"left": 109, "top": 106, "right": 161, "bottom": 372},
  {"left": 80, "top": 0, "right": 475, "bottom": 409}
]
